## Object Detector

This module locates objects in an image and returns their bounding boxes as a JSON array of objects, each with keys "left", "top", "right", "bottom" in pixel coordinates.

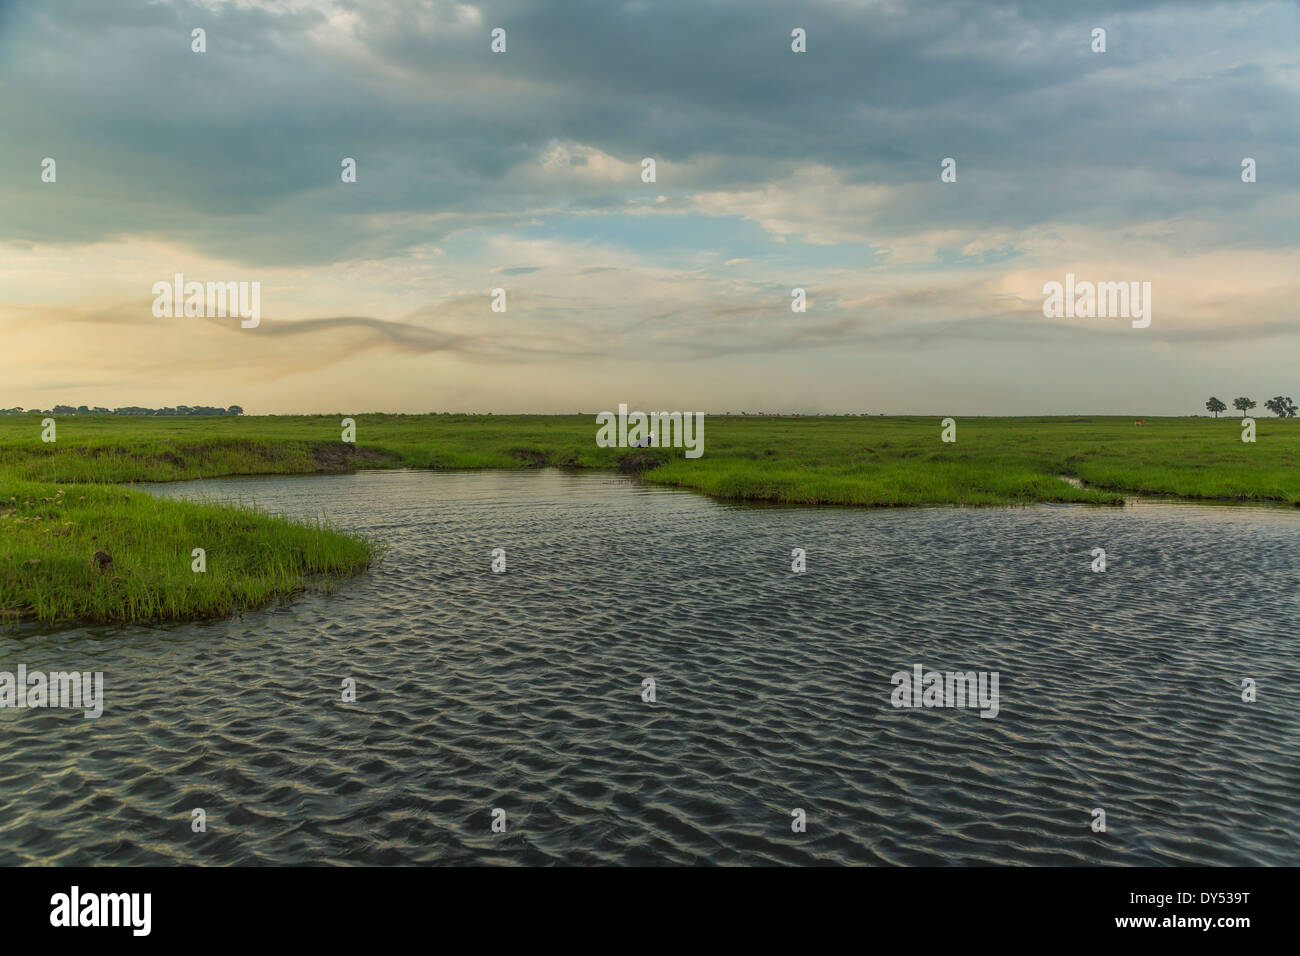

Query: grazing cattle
[{"left": 1134, "top": 419, "right": 1146, "bottom": 426}]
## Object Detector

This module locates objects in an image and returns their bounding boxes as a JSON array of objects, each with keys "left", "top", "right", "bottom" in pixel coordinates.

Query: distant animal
[
  {"left": 629, "top": 435, "right": 652, "bottom": 448},
  {"left": 91, "top": 550, "right": 113, "bottom": 572},
  {"left": 1134, "top": 419, "right": 1146, "bottom": 426}
]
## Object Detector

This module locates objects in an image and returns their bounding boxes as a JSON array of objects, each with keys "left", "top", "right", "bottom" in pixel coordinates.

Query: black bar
[{"left": 0, "top": 866, "right": 1276, "bottom": 942}]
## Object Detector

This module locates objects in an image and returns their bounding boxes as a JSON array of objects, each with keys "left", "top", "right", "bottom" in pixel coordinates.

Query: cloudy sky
[{"left": 0, "top": 0, "right": 1296, "bottom": 414}]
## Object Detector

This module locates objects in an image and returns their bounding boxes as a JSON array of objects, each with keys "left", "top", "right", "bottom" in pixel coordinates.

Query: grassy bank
[
  {"left": 3, "top": 413, "right": 1295, "bottom": 625},
  {"left": 4, "top": 413, "right": 1296, "bottom": 504},
  {"left": 0, "top": 480, "right": 376, "bottom": 626}
]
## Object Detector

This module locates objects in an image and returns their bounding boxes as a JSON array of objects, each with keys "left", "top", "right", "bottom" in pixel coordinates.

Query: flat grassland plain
[{"left": 2, "top": 414, "right": 1295, "bottom": 625}]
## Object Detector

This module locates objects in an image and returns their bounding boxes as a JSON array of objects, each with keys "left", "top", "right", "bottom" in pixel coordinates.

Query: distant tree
[
  {"left": 1232, "top": 397, "right": 1256, "bottom": 416},
  {"left": 1263, "top": 396, "right": 1297, "bottom": 418},
  {"left": 1205, "top": 397, "right": 1226, "bottom": 417},
  {"left": 13, "top": 403, "right": 243, "bottom": 416}
]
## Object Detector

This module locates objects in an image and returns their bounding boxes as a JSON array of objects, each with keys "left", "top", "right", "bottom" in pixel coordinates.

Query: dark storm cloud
[{"left": 0, "top": 0, "right": 1295, "bottom": 263}]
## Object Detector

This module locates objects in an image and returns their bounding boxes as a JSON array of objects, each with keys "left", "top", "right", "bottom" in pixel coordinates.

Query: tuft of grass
[{"left": 0, "top": 479, "right": 379, "bottom": 626}]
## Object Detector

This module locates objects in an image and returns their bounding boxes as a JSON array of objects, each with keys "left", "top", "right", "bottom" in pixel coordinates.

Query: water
[{"left": 2, "top": 469, "right": 1298, "bottom": 865}]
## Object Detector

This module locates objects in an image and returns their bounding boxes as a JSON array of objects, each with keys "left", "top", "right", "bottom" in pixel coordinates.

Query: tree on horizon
[
  {"left": 1232, "top": 397, "right": 1257, "bottom": 417},
  {"left": 1263, "top": 396, "right": 1297, "bottom": 418},
  {"left": 1205, "top": 397, "right": 1226, "bottom": 417}
]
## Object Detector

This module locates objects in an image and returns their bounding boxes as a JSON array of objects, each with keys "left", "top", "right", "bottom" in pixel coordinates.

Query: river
[{"left": 2, "top": 469, "right": 1297, "bottom": 865}]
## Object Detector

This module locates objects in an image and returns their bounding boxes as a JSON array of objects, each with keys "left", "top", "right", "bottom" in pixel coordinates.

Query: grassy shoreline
[
  {"left": 3, "top": 414, "right": 1296, "bottom": 626},
  {"left": 1, "top": 480, "right": 377, "bottom": 627}
]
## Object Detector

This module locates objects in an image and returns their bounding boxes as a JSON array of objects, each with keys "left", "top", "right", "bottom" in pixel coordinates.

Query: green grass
[
  {"left": 6, "top": 412, "right": 1294, "bottom": 504},
  {"left": 0, "top": 479, "right": 377, "bottom": 626},
  {"left": 2, "top": 412, "right": 1296, "bottom": 625}
]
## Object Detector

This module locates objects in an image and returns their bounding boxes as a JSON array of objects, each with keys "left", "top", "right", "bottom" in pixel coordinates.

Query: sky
[{"left": 0, "top": 0, "right": 1297, "bottom": 415}]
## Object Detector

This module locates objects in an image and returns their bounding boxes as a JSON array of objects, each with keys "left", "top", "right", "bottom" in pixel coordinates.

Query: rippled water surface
[{"left": 3, "top": 469, "right": 1298, "bottom": 865}]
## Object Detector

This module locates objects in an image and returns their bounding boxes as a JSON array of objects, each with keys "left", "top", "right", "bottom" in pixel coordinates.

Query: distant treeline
[
  {"left": 1204, "top": 396, "right": 1296, "bottom": 418},
  {"left": 0, "top": 405, "right": 244, "bottom": 416}
]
